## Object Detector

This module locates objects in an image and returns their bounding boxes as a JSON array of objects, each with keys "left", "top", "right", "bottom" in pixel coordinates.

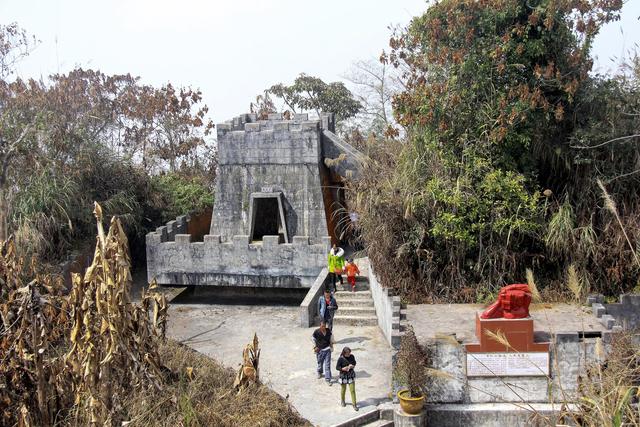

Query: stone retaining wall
[
  {"left": 588, "top": 293, "right": 640, "bottom": 330},
  {"left": 299, "top": 268, "right": 330, "bottom": 327},
  {"left": 366, "top": 260, "right": 402, "bottom": 348},
  {"left": 423, "top": 331, "right": 611, "bottom": 404}
]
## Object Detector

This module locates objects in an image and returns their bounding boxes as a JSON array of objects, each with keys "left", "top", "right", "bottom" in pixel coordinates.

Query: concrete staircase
[
  {"left": 332, "top": 276, "right": 377, "bottom": 327},
  {"left": 329, "top": 403, "right": 395, "bottom": 427},
  {"left": 359, "top": 420, "right": 393, "bottom": 427}
]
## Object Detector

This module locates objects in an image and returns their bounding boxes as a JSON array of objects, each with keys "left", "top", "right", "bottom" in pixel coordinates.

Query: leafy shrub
[
  {"left": 350, "top": 0, "right": 639, "bottom": 302},
  {"left": 150, "top": 172, "right": 214, "bottom": 223}
]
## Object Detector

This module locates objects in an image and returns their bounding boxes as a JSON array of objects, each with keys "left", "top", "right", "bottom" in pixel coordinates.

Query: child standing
[{"left": 345, "top": 259, "right": 360, "bottom": 292}]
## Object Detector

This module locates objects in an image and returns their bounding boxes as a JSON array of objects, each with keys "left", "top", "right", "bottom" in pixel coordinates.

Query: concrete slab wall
[
  {"left": 299, "top": 268, "right": 330, "bottom": 327},
  {"left": 367, "top": 260, "right": 402, "bottom": 348},
  {"left": 425, "top": 403, "right": 577, "bottom": 427},
  {"left": 422, "top": 332, "right": 608, "bottom": 404},
  {"left": 212, "top": 116, "right": 329, "bottom": 242},
  {"left": 147, "top": 232, "right": 330, "bottom": 288}
]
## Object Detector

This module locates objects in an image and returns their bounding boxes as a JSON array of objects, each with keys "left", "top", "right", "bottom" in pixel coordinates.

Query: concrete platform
[
  {"left": 167, "top": 303, "right": 393, "bottom": 427},
  {"left": 425, "top": 403, "right": 578, "bottom": 427},
  {"left": 407, "top": 303, "right": 606, "bottom": 344}
]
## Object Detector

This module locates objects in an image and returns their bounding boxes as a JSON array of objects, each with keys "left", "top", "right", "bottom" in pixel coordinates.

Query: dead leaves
[
  {"left": 1, "top": 203, "right": 170, "bottom": 426},
  {"left": 232, "top": 333, "right": 261, "bottom": 393}
]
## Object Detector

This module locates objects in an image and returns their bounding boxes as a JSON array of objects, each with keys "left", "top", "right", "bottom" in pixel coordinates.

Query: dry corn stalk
[
  {"left": 233, "top": 333, "right": 260, "bottom": 392},
  {"left": 65, "top": 203, "right": 169, "bottom": 425},
  {"left": 1, "top": 202, "right": 170, "bottom": 427},
  {"left": 0, "top": 237, "right": 71, "bottom": 427}
]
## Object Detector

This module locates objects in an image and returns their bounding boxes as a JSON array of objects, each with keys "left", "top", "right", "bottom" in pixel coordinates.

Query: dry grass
[
  {"left": 122, "top": 341, "right": 310, "bottom": 427},
  {"left": 526, "top": 268, "right": 542, "bottom": 302},
  {"left": 576, "top": 333, "right": 640, "bottom": 427},
  {"left": 566, "top": 264, "right": 585, "bottom": 302},
  {"left": 598, "top": 178, "right": 640, "bottom": 269},
  {"left": 1, "top": 205, "right": 310, "bottom": 427}
]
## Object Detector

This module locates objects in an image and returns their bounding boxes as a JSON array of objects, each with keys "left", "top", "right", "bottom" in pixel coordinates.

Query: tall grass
[
  {"left": 545, "top": 198, "right": 576, "bottom": 256},
  {"left": 526, "top": 268, "right": 542, "bottom": 302},
  {"left": 598, "top": 179, "right": 640, "bottom": 268},
  {"left": 578, "top": 333, "right": 640, "bottom": 427},
  {"left": 566, "top": 264, "right": 585, "bottom": 302}
]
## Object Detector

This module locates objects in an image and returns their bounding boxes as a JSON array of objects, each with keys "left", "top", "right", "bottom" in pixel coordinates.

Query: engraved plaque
[{"left": 466, "top": 352, "right": 549, "bottom": 377}]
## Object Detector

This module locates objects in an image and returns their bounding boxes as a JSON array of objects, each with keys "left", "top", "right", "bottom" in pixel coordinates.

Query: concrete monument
[
  {"left": 146, "top": 112, "right": 363, "bottom": 289},
  {"left": 466, "top": 284, "right": 550, "bottom": 377}
]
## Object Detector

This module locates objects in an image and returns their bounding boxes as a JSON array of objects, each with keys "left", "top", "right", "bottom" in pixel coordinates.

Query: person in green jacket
[{"left": 327, "top": 244, "right": 345, "bottom": 292}]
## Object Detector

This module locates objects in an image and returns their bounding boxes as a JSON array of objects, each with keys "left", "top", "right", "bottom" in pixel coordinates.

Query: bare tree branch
[{"left": 571, "top": 133, "right": 640, "bottom": 149}]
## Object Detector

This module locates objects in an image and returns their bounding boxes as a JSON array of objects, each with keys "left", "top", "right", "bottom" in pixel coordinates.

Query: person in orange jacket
[{"left": 344, "top": 259, "right": 360, "bottom": 292}]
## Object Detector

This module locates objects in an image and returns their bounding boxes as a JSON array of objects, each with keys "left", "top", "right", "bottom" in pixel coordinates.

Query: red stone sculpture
[{"left": 480, "top": 284, "right": 532, "bottom": 319}]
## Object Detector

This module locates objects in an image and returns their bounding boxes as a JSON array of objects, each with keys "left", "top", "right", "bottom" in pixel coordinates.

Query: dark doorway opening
[{"left": 249, "top": 193, "right": 289, "bottom": 243}]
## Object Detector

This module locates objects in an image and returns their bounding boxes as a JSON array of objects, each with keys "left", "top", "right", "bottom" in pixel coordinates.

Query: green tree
[
  {"left": 267, "top": 73, "right": 361, "bottom": 121},
  {"left": 352, "top": 0, "right": 628, "bottom": 301}
]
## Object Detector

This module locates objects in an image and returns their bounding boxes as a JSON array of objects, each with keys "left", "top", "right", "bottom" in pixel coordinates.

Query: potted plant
[{"left": 394, "top": 326, "right": 428, "bottom": 415}]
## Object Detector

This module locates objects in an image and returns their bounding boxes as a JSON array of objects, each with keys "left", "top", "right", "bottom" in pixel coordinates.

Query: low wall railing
[{"left": 299, "top": 268, "right": 330, "bottom": 327}]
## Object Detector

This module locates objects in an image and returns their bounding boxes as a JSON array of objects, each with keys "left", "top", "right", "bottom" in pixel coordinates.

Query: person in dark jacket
[
  {"left": 312, "top": 320, "right": 334, "bottom": 384},
  {"left": 336, "top": 346, "right": 358, "bottom": 410},
  {"left": 318, "top": 289, "right": 338, "bottom": 330}
]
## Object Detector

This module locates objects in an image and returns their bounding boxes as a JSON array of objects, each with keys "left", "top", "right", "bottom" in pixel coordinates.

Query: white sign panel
[{"left": 466, "top": 352, "right": 549, "bottom": 377}]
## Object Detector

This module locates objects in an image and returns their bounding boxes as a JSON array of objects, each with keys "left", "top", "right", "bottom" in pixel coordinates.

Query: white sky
[{"left": 1, "top": 0, "right": 639, "bottom": 125}]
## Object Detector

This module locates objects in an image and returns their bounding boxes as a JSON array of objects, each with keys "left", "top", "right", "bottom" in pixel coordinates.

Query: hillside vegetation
[{"left": 349, "top": 0, "right": 640, "bottom": 302}]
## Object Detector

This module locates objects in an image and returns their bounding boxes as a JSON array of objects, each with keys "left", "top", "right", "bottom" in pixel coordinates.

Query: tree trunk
[{"left": 0, "top": 188, "right": 8, "bottom": 242}]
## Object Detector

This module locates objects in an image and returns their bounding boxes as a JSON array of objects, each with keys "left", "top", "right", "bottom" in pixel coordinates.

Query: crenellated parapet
[
  {"left": 215, "top": 113, "right": 337, "bottom": 166},
  {"left": 146, "top": 233, "right": 330, "bottom": 288},
  {"left": 216, "top": 112, "right": 334, "bottom": 140},
  {"left": 147, "top": 214, "right": 191, "bottom": 244}
]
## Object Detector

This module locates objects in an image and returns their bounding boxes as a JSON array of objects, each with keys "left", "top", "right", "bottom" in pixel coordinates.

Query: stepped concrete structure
[
  {"left": 146, "top": 112, "right": 364, "bottom": 289},
  {"left": 333, "top": 276, "right": 378, "bottom": 327}
]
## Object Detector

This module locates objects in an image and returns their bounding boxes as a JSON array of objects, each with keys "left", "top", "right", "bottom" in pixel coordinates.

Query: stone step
[
  {"left": 334, "top": 283, "right": 370, "bottom": 292},
  {"left": 337, "top": 306, "right": 376, "bottom": 317},
  {"left": 335, "top": 290, "right": 371, "bottom": 299},
  {"left": 362, "top": 420, "right": 393, "bottom": 427},
  {"left": 333, "top": 315, "right": 378, "bottom": 327},
  {"left": 331, "top": 408, "right": 380, "bottom": 427},
  {"left": 334, "top": 298, "right": 374, "bottom": 308}
]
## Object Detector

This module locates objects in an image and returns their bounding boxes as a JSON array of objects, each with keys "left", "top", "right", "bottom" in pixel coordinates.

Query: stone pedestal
[
  {"left": 464, "top": 312, "right": 551, "bottom": 378},
  {"left": 465, "top": 313, "right": 549, "bottom": 353},
  {"left": 394, "top": 407, "right": 427, "bottom": 427}
]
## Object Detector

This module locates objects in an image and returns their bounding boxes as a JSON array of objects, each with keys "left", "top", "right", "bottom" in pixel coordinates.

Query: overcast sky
[{"left": 2, "top": 0, "right": 639, "bottom": 125}]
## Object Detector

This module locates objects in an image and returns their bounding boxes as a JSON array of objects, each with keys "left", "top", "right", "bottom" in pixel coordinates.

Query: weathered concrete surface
[
  {"left": 407, "top": 303, "right": 605, "bottom": 344},
  {"left": 425, "top": 403, "right": 578, "bottom": 427},
  {"left": 213, "top": 114, "right": 330, "bottom": 242},
  {"left": 321, "top": 129, "right": 365, "bottom": 180},
  {"left": 363, "top": 259, "right": 401, "bottom": 348},
  {"left": 300, "top": 268, "right": 330, "bottom": 327},
  {"left": 589, "top": 293, "right": 640, "bottom": 330},
  {"left": 146, "top": 113, "right": 370, "bottom": 288},
  {"left": 146, "top": 113, "right": 369, "bottom": 289},
  {"left": 407, "top": 304, "right": 607, "bottom": 405},
  {"left": 146, "top": 233, "right": 330, "bottom": 288},
  {"left": 393, "top": 407, "right": 427, "bottom": 426},
  {"left": 167, "top": 303, "right": 393, "bottom": 427}
]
